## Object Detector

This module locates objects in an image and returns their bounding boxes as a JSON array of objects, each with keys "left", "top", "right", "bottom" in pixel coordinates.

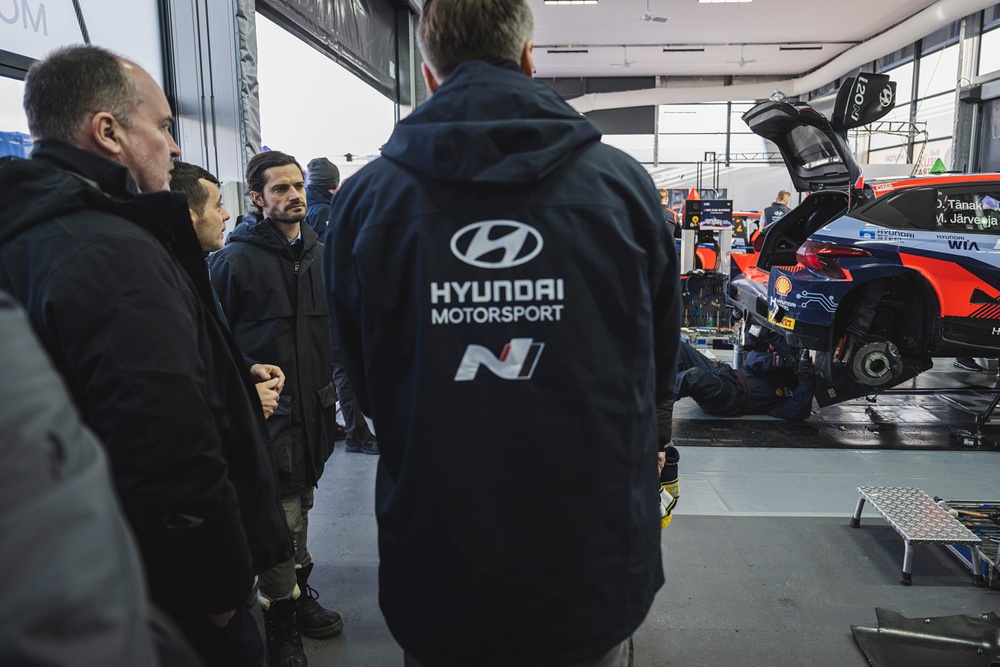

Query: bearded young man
[{"left": 208, "top": 150, "right": 341, "bottom": 667}]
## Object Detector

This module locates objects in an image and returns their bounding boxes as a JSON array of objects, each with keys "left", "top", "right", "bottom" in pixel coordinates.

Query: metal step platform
[{"left": 851, "top": 486, "right": 983, "bottom": 586}]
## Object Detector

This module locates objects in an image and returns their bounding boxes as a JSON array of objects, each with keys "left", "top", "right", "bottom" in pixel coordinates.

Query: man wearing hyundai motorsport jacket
[{"left": 325, "top": 1, "right": 680, "bottom": 666}]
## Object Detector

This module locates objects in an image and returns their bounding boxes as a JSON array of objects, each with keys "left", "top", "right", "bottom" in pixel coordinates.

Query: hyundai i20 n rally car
[{"left": 728, "top": 88, "right": 1000, "bottom": 406}]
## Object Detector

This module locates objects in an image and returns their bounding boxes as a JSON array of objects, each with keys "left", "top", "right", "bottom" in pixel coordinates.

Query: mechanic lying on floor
[{"left": 675, "top": 330, "right": 816, "bottom": 421}]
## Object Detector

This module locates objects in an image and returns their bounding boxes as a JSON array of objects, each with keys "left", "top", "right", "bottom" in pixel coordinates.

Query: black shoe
[
  {"left": 295, "top": 563, "right": 344, "bottom": 639},
  {"left": 344, "top": 439, "right": 379, "bottom": 455},
  {"left": 262, "top": 598, "right": 307, "bottom": 667},
  {"left": 954, "top": 357, "right": 985, "bottom": 372},
  {"left": 332, "top": 423, "right": 346, "bottom": 441}
]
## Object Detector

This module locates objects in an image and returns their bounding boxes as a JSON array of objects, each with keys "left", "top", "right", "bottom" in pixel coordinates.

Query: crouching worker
[{"left": 675, "top": 331, "right": 815, "bottom": 421}]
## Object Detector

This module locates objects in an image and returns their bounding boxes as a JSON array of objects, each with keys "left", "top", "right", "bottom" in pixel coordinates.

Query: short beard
[{"left": 268, "top": 208, "right": 306, "bottom": 226}]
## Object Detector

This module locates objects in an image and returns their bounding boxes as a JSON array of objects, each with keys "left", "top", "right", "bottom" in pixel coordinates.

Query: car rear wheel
[{"left": 834, "top": 275, "right": 938, "bottom": 385}]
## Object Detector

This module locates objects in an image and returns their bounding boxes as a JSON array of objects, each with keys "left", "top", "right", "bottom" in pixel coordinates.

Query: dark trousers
[
  {"left": 675, "top": 342, "right": 742, "bottom": 416},
  {"left": 173, "top": 603, "right": 264, "bottom": 667},
  {"left": 333, "top": 364, "right": 374, "bottom": 446}
]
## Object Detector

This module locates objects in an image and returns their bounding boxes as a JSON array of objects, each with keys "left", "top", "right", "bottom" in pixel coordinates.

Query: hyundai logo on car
[
  {"left": 451, "top": 221, "right": 543, "bottom": 269},
  {"left": 879, "top": 85, "right": 894, "bottom": 108}
]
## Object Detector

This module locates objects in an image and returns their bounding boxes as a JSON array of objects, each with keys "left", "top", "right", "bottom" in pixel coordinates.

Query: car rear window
[
  {"left": 854, "top": 185, "right": 1000, "bottom": 234},
  {"left": 788, "top": 125, "right": 844, "bottom": 170}
]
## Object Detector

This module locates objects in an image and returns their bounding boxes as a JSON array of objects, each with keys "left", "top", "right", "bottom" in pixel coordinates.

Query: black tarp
[{"left": 256, "top": 0, "right": 402, "bottom": 100}]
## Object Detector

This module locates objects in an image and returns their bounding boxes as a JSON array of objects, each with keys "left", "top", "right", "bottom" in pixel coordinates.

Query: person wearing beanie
[
  {"left": 304, "top": 157, "right": 341, "bottom": 235},
  {"left": 307, "top": 156, "right": 380, "bottom": 456}
]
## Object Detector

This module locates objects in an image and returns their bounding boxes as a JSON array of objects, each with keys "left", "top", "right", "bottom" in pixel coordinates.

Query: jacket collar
[
  {"left": 232, "top": 215, "right": 320, "bottom": 254},
  {"left": 30, "top": 140, "right": 140, "bottom": 198}
]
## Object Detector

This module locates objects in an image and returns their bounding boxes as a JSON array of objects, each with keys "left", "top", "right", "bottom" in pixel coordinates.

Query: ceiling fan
[
  {"left": 638, "top": 0, "right": 668, "bottom": 22},
  {"left": 610, "top": 46, "right": 636, "bottom": 68},
  {"left": 727, "top": 45, "right": 757, "bottom": 68}
]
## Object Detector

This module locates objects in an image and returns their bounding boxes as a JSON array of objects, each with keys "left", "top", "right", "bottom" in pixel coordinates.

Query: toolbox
[{"left": 937, "top": 498, "right": 1000, "bottom": 589}]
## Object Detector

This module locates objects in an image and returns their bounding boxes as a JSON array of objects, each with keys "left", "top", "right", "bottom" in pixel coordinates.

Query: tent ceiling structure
[{"left": 525, "top": 0, "right": 998, "bottom": 110}]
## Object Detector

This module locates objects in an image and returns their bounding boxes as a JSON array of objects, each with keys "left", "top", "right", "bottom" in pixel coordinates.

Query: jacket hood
[
  {"left": 0, "top": 142, "right": 165, "bottom": 247},
  {"left": 0, "top": 152, "right": 122, "bottom": 247},
  {"left": 380, "top": 60, "right": 601, "bottom": 185},
  {"left": 227, "top": 214, "right": 320, "bottom": 254},
  {"left": 306, "top": 184, "right": 332, "bottom": 208}
]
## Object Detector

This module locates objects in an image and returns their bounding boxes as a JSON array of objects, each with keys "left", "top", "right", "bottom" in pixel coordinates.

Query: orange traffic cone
[{"left": 687, "top": 187, "right": 700, "bottom": 200}]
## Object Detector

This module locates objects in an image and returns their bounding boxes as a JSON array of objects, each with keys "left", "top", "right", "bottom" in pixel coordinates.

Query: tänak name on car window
[{"left": 937, "top": 192, "right": 1000, "bottom": 231}]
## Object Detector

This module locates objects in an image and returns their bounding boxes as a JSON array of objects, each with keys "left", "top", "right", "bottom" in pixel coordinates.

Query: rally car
[{"left": 728, "top": 80, "right": 1000, "bottom": 406}]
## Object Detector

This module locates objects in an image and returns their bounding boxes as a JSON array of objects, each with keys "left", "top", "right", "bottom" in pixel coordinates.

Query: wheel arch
[{"left": 832, "top": 268, "right": 941, "bottom": 355}]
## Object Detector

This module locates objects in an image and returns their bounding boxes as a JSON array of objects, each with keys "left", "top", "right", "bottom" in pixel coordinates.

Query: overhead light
[
  {"left": 547, "top": 49, "right": 590, "bottom": 54},
  {"left": 663, "top": 47, "right": 705, "bottom": 53},
  {"left": 779, "top": 45, "right": 823, "bottom": 51},
  {"left": 544, "top": 0, "right": 598, "bottom": 4}
]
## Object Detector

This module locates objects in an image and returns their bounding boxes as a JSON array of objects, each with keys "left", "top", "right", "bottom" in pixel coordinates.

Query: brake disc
[{"left": 852, "top": 340, "right": 903, "bottom": 387}]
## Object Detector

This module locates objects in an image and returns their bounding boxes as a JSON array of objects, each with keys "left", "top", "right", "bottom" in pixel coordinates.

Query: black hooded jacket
[
  {"left": 208, "top": 216, "right": 337, "bottom": 495},
  {"left": 326, "top": 60, "right": 680, "bottom": 666},
  {"left": 0, "top": 142, "right": 293, "bottom": 620},
  {"left": 304, "top": 184, "right": 333, "bottom": 235}
]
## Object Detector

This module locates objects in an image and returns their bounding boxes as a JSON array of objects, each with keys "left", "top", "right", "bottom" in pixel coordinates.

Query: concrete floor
[{"left": 290, "top": 358, "right": 1000, "bottom": 666}]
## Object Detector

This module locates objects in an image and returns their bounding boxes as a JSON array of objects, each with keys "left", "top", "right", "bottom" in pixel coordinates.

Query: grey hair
[
  {"left": 417, "top": 0, "right": 533, "bottom": 81},
  {"left": 23, "top": 45, "right": 140, "bottom": 144}
]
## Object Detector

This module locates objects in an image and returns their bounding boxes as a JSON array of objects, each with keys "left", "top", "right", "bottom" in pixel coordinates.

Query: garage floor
[{"left": 281, "top": 358, "right": 1000, "bottom": 666}]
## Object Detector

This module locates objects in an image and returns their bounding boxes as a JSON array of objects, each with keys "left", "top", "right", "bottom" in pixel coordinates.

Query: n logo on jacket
[{"left": 454, "top": 338, "right": 544, "bottom": 381}]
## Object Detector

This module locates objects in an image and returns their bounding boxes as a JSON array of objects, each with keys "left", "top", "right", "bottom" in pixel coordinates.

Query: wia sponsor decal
[
  {"left": 454, "top": 338, "right": 544, "bottom": 381},
  {"left": 947, "top": 239, "right": 981, "bottom": 251}
]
